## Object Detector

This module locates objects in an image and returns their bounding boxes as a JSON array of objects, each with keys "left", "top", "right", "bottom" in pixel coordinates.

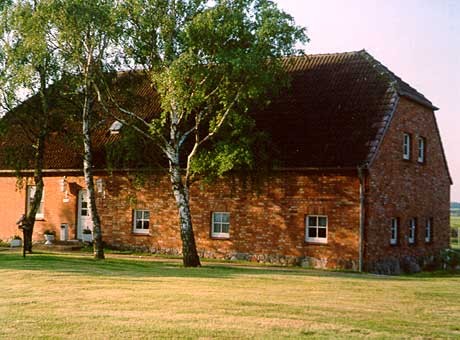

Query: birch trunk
[
  {"left": 82, "top": 93, "right": 105, "bottom": 260},
  {"left": 169, "top": 162, "right": 201, "bottom": 267},
  {"left": 22, "top": 72, "right": 48, "bottom": 257},
  {"left": 22, "top": 131, "right": 45, "bottom": 257}
]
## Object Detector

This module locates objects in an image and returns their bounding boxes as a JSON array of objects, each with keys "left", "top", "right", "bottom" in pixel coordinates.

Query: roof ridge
[{"left": 357, "top": 50, "right": 437, "bottom": 110}]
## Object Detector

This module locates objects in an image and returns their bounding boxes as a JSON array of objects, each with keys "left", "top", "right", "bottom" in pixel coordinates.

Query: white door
[{"left": 77, "top": 190, "right": 93, "bottom": 239}]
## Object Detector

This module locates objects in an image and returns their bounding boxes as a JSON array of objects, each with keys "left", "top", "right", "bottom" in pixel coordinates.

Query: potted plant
[
  {"left": 82, "top": 228, "right": 93, "bottom": 243},
  {"left": 43, "top": 230, "right": 56, "bottom": 245},
  {"left": 10, "top": 235, "right": 22, "bottom": 248}
]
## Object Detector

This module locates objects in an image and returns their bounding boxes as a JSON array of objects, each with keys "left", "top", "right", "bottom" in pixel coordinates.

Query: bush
[
  {"left": 43, "top": 230, "right": 56, "bottom": 236},
  {"left": 440, "top": 248, "right": 460, "bottom": 270}
]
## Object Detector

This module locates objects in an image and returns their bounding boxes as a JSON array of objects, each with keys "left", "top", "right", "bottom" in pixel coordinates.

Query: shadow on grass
[{"left": 0, "top": 251, "right": 458, "bottom": 280}]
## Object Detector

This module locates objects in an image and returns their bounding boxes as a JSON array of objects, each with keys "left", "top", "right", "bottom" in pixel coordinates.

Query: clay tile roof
[
  {"left": 254, "top": 50, "right": 436, "bottom": 168},
  {"left": 0, "top": 50, "right": 438, "bottom": 171}
]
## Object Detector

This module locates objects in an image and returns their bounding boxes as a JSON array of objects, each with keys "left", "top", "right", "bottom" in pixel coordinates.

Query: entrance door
[{"left": 77, "top": 190, "right": 93, "bottom": 239}]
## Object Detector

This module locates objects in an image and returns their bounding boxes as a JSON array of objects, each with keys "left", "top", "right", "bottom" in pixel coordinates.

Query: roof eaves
[{"left": 397, "top": 90, "right": 439, "bottom": 111}]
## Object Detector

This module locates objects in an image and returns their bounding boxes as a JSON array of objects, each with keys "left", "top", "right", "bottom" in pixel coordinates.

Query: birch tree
[
  {"left": 49, "top": 0, "right": 122, "bottom": 259},
  {"left": 0, "top": 0, "right": 60, "bottom": 256},
  {"left": 106, "top": 0, "right": 307, "bottom": 267}
]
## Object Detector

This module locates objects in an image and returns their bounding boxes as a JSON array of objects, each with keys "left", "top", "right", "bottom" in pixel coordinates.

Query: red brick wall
[
  {"left": 365, "top": 97, "right": 451, "bottom": 270},
  {"left": 0, "top": 174, "right": 85, "bottom": 242},
  {"left": 0, "top": 176, "right": 26, "bottom": 241},
  {"left": 98, "top": 170, "right": 361, "bottom": 269},
  {"left": 0, "top": 170, "right": 361, "bottom": 269}
]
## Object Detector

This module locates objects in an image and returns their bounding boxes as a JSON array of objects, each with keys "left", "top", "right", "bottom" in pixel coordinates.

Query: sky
[{"left": 274, "top": 0, "right": 460, "bottom": 202}]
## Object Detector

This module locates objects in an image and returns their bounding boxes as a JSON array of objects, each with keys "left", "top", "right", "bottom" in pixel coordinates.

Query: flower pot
[
  {"left": 10, "top": 239, "right": 22, "bottom": 247},
  {"left": 82, "top": 233, "right": 93, "bottom": 243},
  {"left": 44, "top": 234, "right": 55, "bottom": 245}
]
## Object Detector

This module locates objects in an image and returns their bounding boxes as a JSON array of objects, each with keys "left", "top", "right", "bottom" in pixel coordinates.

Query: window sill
[
  {"left": 34, "top": 217, "right": 45, "bottom": 221},
  {"left": 211, "top": 236, "right": 230, "bottom": 240},
  {"left": 305, "top": 241, "right": 328, "bottom": 245},
  {"left": 132, "top": 232, "right": 151, "bottom": 236}
]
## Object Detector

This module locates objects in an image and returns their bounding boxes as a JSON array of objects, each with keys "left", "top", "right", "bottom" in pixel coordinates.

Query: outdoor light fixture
[
  {"left": 59, "top": 176, "right": 67, "bottom": 193},
  {"left": 96, "top": 178, "right": 104, "bottom": 194}
]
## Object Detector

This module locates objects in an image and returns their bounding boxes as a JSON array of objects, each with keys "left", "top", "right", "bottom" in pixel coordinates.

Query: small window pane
[
  {"left": 136, "top": 221, "right": 143, "bottom": 229},
  {"left": 221, "top": 213, "right": 229, "bottom": 223},
  {"left": 144, "top": 211, "right": 150, "bottom": 220},
  {"left": 318, "top": 217, "right": 327, "bottom": 227},
  {"left": 308, "top": 227, "right": 317, "bottom": 238},
  {"left": 308, "top": 216, "right": 317, "bottom": 226},
  {"left": 143, "top": 221, "right": 149, "bottom": 230},
  {"left": 221, "top": 224, "right": 229, "bottom": 233},
  {"left": 213, "top": 213, "right": 221, "bottom": 223},
  {"left": 318, "top": 228, "right": 327, "bottom": 238},
  {"left": 136, "top": 211, "right": 143, "bottom": 219}
]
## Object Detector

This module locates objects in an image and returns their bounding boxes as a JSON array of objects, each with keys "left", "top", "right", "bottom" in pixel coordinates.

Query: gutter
[{"left": 357, "top": 165, "right": 366, "bottom": 272}]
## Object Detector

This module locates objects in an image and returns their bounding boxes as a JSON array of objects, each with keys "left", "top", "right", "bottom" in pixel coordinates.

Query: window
[
  {"left": 211, "top": 212, "right": 230, "bottom": 238},
  {"left": 133, "top": 210, "right": 150, "bottom": 234},
  {"left": 305, "top": 215, "right": 328, "bottom": 243},
  {"left": 390, "top": 218, "right": 399, "bottom": 245},
  {"left": 403, "top": 133, "right": 411, "bottom": 160},
  {"left": 425, "top": 218, "right": 432, "bottom": 243},
  {"left": 26, "top": 185, "right": 44, "bottom": 219},
  {"left": 408, "top": 218, "right": 416, "bottom": 244},
  {"left": 417, "top": 137, "right": 426, "bottom": 163}
]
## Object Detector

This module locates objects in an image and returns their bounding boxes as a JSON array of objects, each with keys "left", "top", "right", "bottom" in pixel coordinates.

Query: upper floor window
[
  {"left": 425, "top": 218, "right": 432, "bottom": 243},
  {"left": 417, "top": 137, "right": 426, "bottom": 163},
  {"left": 306, "top": 215, "right": 328, "bottom": 243},
  {"left": 390, "top": 218, "right": 399, "bottom": 245},
  {"left": 408, "top": 218, "right": 416, "bottom": 244},
  {"left": 133, "top": 210, "right": 150, "bottom": 234},
  {"left": 403, "top": 133, "right": 411, "bottom": 160},
  {"left": 211, "top": 212, "right": 230, "bottom": 238},
  {"left": 26, "top": 185, "right": 44, "bottom": 219}
]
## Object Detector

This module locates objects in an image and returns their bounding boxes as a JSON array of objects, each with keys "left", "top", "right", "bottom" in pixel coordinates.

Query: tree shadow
[{"left": 2, "top": 251, "right": 457, "bottom": 280}]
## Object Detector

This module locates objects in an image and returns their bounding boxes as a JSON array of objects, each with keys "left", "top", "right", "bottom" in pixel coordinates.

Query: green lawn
[{"left": 1, "top": 251, "right": 459, "bottom": 339}]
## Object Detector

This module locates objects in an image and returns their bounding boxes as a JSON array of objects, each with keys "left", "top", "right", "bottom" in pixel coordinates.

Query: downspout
[{"left": 357, "top": 166, "right": 366, "bottom": 272}]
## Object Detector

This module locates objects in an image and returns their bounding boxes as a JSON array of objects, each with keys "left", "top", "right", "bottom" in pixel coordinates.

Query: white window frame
[
  {"left": 133, "top": 209, "right": 150, "bottom": 234},
  {"left": 26, "top": 185, "right": 45, "bottom": 219},
  {"left": 417, "top": 137, "right": 426, "bottom": 163},
  {"left": 305, "top": 215, "right": 328, "bottom": 243},
  {"left": 390, "top": 218, "right": 398, "bottom": 245},
  {"left": 211, "top": 212, "right": 230, "bottom": 238},
  {"left": 408, "top": 218, "right": 416, "bottom": 244},
  {"left": 403, "top": 133, "right": 411, "bottom": 160},
  {"left": 425, "top": 218, "right": 432, "bottom": 243}
]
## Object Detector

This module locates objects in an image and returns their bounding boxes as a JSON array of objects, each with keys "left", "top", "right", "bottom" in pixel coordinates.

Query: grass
[{"left": 1, "top": 251, "right": 460, "bottom": 339}]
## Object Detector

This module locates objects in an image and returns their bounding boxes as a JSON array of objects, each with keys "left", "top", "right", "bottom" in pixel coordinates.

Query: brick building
[{"left": 0, "top": 51, "right": 451, "bottom": 272}]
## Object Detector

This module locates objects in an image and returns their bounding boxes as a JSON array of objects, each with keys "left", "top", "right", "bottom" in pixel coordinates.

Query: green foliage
[
  {"left": 441, "top": 248, "right": 460, "bottom": 270},
  {"left": 121, "top": 0, "right": 307, "bottom": 181}
]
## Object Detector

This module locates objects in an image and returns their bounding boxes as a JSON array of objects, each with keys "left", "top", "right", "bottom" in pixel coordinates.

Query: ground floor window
[
  {"left": 26, "top": 185, "right": 45, "bottom": 219},
  {"left": 408, "top": 218, "right": 416, "bottom": 244},
  {"left": 305, "top": 215, "right": 327, "bottom": 243},
  {"left": 390, "top": 218, "right": 399, "bottom": 245},
  {"left": 425, "top": 218, "right": 432, "bottom": 243},
  {"left": 211, "top": 212, "right": 230, "bottom": 238},
  {"left": 133, "top": 210, "right": 150, "bottom": 234}
]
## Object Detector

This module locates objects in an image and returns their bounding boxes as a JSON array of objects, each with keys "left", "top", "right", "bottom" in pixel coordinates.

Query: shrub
[
  {"left": 43, "top": 230, "right": 56, "bottom": 236},
  {"left": 440, "top": 248, "right": 460, "bottom": 270}
]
